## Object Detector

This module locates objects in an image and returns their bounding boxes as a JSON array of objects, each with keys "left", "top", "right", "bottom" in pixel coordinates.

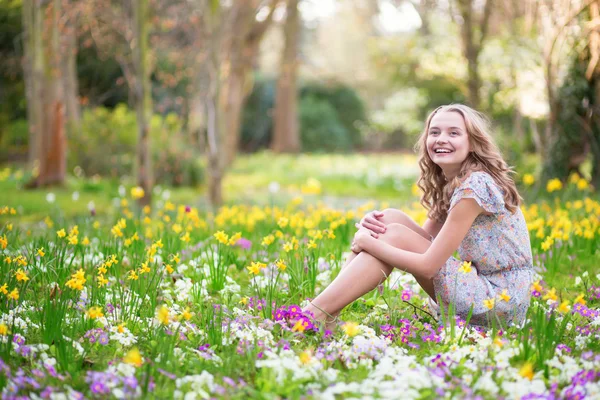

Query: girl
[{"left": 303, "top": 104, "right": 533, "bottom": 327}]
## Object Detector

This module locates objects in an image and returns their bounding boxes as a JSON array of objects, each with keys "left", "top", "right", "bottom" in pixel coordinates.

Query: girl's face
[{"left": 426, "top": 111, "right": 471, "bottom": 178}]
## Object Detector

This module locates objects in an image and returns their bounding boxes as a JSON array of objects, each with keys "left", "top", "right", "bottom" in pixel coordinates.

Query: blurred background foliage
[{"left": 1, "top": 0, "right": 599, "bottom": 201}]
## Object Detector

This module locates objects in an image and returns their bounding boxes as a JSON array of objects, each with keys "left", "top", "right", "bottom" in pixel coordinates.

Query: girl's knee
[
  {"left": 380, "top": 208, "right": 409, "bottom": 226},
  {"left": 379, "top": 223, "right": 412, "bottom": 242}
]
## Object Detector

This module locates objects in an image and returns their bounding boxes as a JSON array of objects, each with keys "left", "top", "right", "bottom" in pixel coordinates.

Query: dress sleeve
[{"left": 449, "top": 172, "right": 506, "bottom": 214}]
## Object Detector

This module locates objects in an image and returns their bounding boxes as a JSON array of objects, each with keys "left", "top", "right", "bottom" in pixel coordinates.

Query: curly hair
[{"left": 415, "top": 104, "right": 522, "bottom": 222}]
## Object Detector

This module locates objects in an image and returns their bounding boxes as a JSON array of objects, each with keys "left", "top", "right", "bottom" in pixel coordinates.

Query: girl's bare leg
[
  {"left": 341, "top": 208, "right": 431, "bottom": 271},
  {"left": 324, "top": 209, "right": 433, "bottom": 321},
  {"left": 305, "top": 223, "right": 434, "bottom": 323}
]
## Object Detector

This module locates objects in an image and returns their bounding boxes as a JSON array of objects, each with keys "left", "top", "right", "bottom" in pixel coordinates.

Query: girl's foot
[{"left": 304, "top": 302, "right": 339, "bottom": 332}]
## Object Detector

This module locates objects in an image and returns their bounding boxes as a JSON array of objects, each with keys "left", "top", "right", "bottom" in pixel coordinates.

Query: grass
[{"left": 0, "top": 152, "right": 599, "bottom": 398}]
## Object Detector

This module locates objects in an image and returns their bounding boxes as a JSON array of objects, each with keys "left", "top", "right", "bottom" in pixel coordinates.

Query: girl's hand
[
  {"left": 351, "top": 228, "right": 374, "bottom": 253},
  {"left": 355, "top": 210, "right": 386, "bottom": 238}
]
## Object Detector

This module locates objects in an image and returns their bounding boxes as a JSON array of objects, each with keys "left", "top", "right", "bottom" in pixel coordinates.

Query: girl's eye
[
  {"left": 450, "top": 131, "right": 459, "bottom": 136},
  {"left": 429, "top": 131, "right": 440, "bottom": 135}
]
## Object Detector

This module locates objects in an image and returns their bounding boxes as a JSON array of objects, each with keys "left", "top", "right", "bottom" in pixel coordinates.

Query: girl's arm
[
  {"left": 355, "top": 198, "right": 483, "bottom": 279},
  {"left": 423, "top": 218, "right": 444, "bottom": 239}
]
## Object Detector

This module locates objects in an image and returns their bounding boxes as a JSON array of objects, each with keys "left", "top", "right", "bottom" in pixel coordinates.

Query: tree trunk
[
  {"left": 62, "top": 12, "right": 81, "bottom": 138},
  {"left": 133, "top": 0, "right": 152, "bottom": 206},
  {"left": 272, "top": 0, "right": 301, "bottom": 153},
  {"left": 29, "top": 0, "right": 67, "bottom": 187},
  {"left": 220, "top": 0, "right": 278, "bottom": 167},
  {"left": 454, "top": 0, "right": 493, "bottom": 110},
  {"left": 221, "top": 66, "right": 247, "bottom": 167},
  {"left": 22, "top": 0, "right": 44, "bottom": 172},
  {"left": 465, "top": 45, "right": 481, "bottom": 109}
]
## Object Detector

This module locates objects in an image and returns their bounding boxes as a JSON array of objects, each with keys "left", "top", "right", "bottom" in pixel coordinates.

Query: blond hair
[{"left": 415, "top": 104, "right": 521, "bottom": 222}]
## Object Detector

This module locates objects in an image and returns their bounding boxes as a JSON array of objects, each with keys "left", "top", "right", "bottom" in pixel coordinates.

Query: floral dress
[{"left": 432, "top": 171, "right": 533, "bottom": 326}]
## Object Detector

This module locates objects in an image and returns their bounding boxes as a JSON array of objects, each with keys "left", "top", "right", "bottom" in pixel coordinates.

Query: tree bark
[
  {"left": 25, "top": 0, "right": 67, "bottom": 187},
  {"left": 62, "top": 10, "right": 81, "bottom": 138},
  {"left": 22, "top": 0, "right": 44, "bottom": 172},
  {"left": 220, "top": 0, "right": 278, "bottom": 167},
  {"left": 272, "top": 0, "right": 301, "bottom": 153},
  {"left": 133, "top": 0, "right": 153, "bottom": 206},
  {"left": 454, "top": 0, "right": 493, "bottom": 109}
]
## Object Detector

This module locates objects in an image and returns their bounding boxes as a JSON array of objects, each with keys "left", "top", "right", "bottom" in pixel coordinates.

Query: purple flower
[
  {"left": 401, "top": 290, "right": 412, "bottom": 301},
  {"left": 236, "top": 238, "right": 252, "bottom": 250},
  {"left": 90, "top": 381, "right": 110, "bottom": 395},
  {"left": 223, "top": 376, "right": 236, "bottom": 387},
  {"left": 12, "top": 334, "right": 25, "bottom": 346},
  {"left": 98, "top": 333, "right": 109, "bottom": 345},
  {"left": 40, "top": 386, "right": 55, "bottom": 399},
  {"left": 123, "top": 376, "right": 138, "bottom": 390}
]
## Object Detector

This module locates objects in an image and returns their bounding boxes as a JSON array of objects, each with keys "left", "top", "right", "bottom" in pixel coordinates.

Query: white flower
[
  {"left": 71, "top": 191, "right": 79, "bottom": 201},
  {"left": 46, "top": 192, "right": 56, "bottom": 203},
  {"left": 268, "top": 181, "right": 280, "bottom": 193}
]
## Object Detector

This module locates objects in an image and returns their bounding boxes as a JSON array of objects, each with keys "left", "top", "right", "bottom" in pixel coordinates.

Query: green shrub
[
  {"left": 70, "top": 104, "right": 203, "bottom": 186},
  {"left": 300, "top": 82, "right": 367, "bottom": 148},
  {"left": 241, "top": 78, "right": 276, "bottom": 152},
  {"left": 299, "top": 96, "right": 351, "bottom": 152},
  {"left": 241, "top": 78, "right": 368, "bottom": 152}
]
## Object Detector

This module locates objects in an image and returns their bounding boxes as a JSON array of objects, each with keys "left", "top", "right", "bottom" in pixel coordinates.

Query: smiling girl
[{"left": 303, "top": 104, "right": 533, "bottom": 327}]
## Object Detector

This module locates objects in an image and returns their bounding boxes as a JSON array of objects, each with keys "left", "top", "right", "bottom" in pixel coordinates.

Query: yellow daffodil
[
  {"left": 180, "top": 232, "right": 190, "bottom": 243},
  {"left": 542, "top": 288, "right": 558, "bottom": 302},
  {"left": 0, "top": 283, "right": 7, "bottom": 295},
  {"left": 458, "top": 261, "right": 472, "bottom": 274},
  {"left": 57, "top": 229, "right": 66, "bottom": 238},
  {"left": 214, "top": 231, "right": 228, "bottom": 244},
  {"left": 292, "top": 320, "right": 307, "bottom": 333},
  {"left": 483, "top": 298, "right": 495, "bottom": 310},
  {"left": 123, "top": 348, "right": 143, "bottom": 367},
  {"left": 342, "top": 322, "right": 360, "bottom": 337},
  {"left": 574, "top": 294, "right": 586, "bottom": 305},
  {"left": 156, "top": 305, "right": 170, "bottom": 325},
  {"left": 498, "top": 289, "right": 511, "bottom": 302},
  {"left": 14, "top": 269, "right": 29, "bottom": 282},
  {"left": 7, "top": 288, "right": 18, "bottom": 300},
  {"left": 275, "top": 259, "right": 287, "bottom": 271},
  {"left": 523, "top": 174, "right": 535, "bottom": 186},
  {"left": 87, "top": 306, "right": 104, "bottom": 319},
  {"left": 181, "top": 308, "right": 192, "bottom": 321},
  {"left": 577, "top": 179, "right": 589, "bottom": 191},
  {"left": 546, "top": 178, "right": 563, "bottom": 193},
  {"left": 531, "top": 280, "right": 543, "bottom": 293},
  {"left": 131, "top": 187, "right": 145, "bottom": 199},
  {"left": 139, "top": 261, "right": 151, "bottom": 274},
  {"left": 37, "top": 248, "right": 45, "bottom": 257},
  {"left": 127, "top": 270, "right": 139, "bottom": 281},
  {"left": 246, "top": 261, "right": 264, "bottom": 275},
  {"left": 519, "top": 362, "right": 534, "bottom": 380},
  {"left": 558, "top": 300, "right": 570, "bottom": 313},
  {"left": 299, "top": 350, "right": 312, "bottom": 364}
]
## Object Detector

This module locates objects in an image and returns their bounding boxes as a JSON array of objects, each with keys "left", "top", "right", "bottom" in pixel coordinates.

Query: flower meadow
[{"left": 0, "top": 170, "right": 599, "bottom": 399}]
